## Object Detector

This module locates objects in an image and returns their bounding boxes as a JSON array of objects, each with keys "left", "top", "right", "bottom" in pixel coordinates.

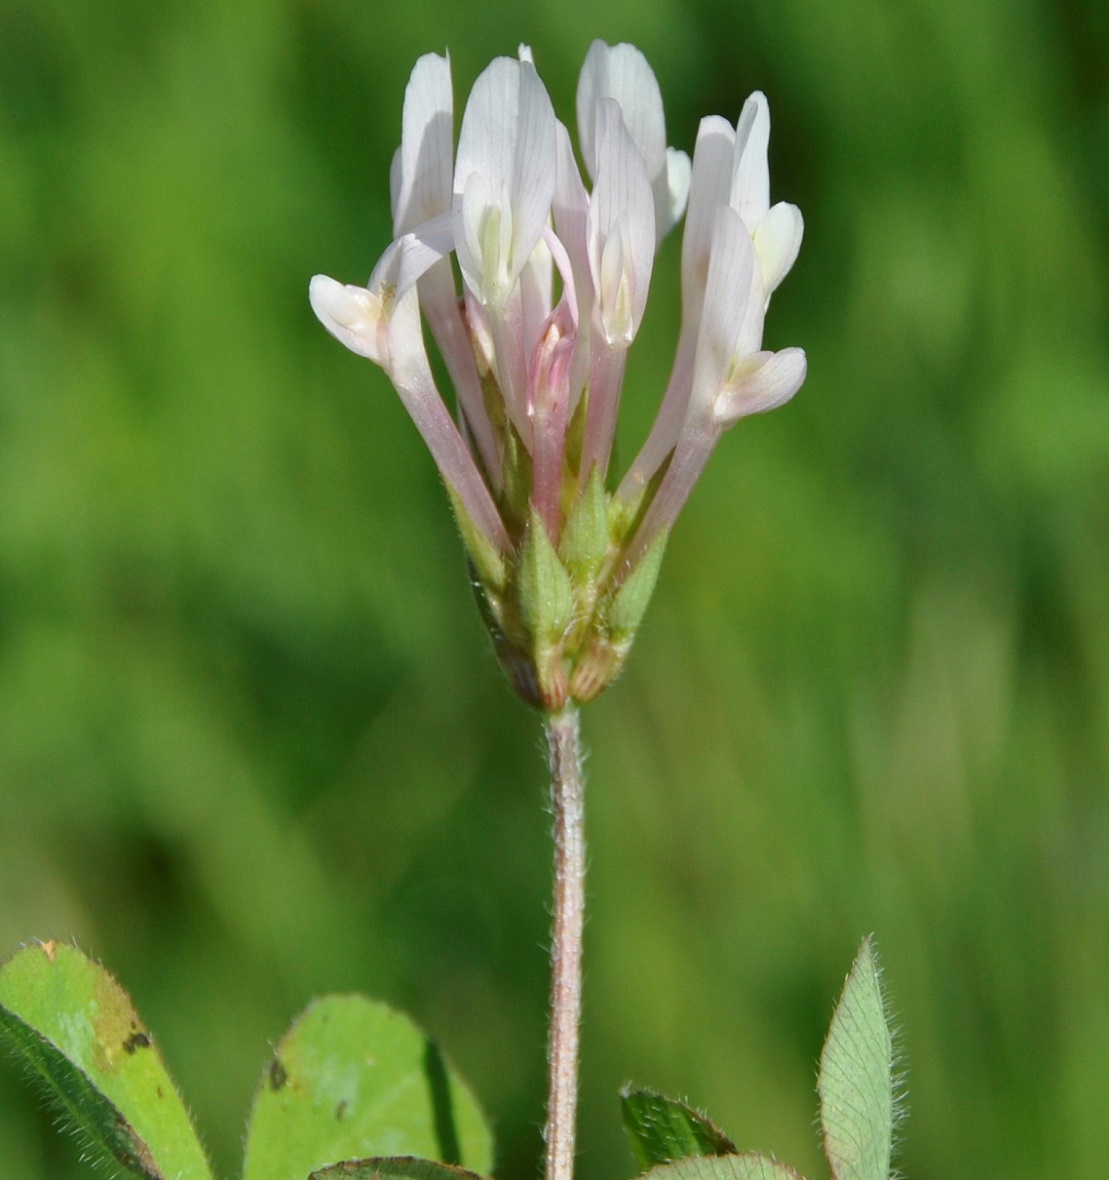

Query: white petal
[
  {"left": 680, "top": 116, "right": 736, "bottom": 313},
  {"left": 453, "top": 56, "right": 556, "bottom": 305},
  {"left": 309, "top": 274, "right": 387, "bottom": 364},
  {"left": 455, "top": 170, "right": 493, "bottom": 300},
  {"left": 553, "top": 120, "right": 590, "bottom": 279},
  {"left": 688, "top": 205, "right": 757, "bottom": 416},
  {"left": 368, "top": 213, "right": 454, "bottom": 302},
  {"left": 575, "top": 40, "right": 611, "bottom": 181},
  {"left": 615, "top": 125, "right": 736, "bottom": 497},
  {"left": 663, "top": 147, "right": 692, "bottom": 235},
  {"left": 518, "top": 232, "right": 554, "bottom": 360},
  {"left": 714, "top": 347, "right": 807, "bottom": 425},
  {"left": 509, "top": 61, "right": 558, "bottom": 271},
  {"left": 389, "top": 147, "right": 403, "bottom": 223},
  {"left": 393, "top": 53, "right": 454, "bottom": 235},
  {"left": 731, "top": 90, "right": 771, "bottom": 227},
  {"left": 754, "top": 201, "right": 803, "bottom": 298},
  {"left": 541, "top": 222, "right": 580, "bottom": 325},
  {"left": 577, "top": 41, "right": 677, "bottom": 242},
  {"left": 587, "top": 99, "right": 655, "bottom": 342},
  {"left": 735, "top": 245, "right": 767, "bottom": 359}
]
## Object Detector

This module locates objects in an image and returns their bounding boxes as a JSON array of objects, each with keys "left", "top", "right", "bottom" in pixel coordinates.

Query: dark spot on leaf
[
  {"left": 269, "top": 1057, "right": 288, "bottom": 1091},
  {"left": 123, "top": 1031, "right": 152, "bottom": 1054},
  {"left": 335, "top": 1099, "right": 348, "bottom": 1121}
]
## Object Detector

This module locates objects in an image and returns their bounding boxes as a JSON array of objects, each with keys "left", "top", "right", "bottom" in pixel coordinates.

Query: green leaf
[
  {"left": 620, "top": 1086, "right": 736, "bottom": 1169},
  {"left": 309, "top": 1154, "right": 490, "bottom": 1180},
  {"left": 0, "top": 941, "right": 213, "bottom": 1180},
  {"left": 817, "top": 937, "right": 896, "bottom": 1180},
  {"left": 638, "top": 1153, "right": 805, "bottom": 1180},
  {"left": 243, "top": 996, "right": 494, "bottom": 1180}
]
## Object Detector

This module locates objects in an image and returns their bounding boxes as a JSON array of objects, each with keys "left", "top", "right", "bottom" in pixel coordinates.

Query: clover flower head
[{"left": 311, "top": 41, "right": 806, "bottom": 710}]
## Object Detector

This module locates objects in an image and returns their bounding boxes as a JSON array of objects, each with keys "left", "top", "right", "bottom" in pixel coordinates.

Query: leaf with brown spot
[
  {"left": 243, "top": 997, "right": 493, "bottom": 1180},
  {"left": 0, "top": 943, "right": 213, "bottom": 1180}
]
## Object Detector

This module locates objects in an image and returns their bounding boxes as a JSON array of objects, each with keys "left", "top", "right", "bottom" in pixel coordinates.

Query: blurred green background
[{"left": 1, "top": 0, "right": 1107, "bottom": 1178}]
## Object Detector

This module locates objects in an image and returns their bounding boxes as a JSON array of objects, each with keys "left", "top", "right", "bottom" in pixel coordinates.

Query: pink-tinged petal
[
  {"left": 309, "top": 274, "right": 387, "bottom": 364},
  {"left": 552, "top": 122, "right": 593, "bottom": 409},
  {"left": 393, "top": 53, "right": 454, "bottom": 235},
  {"left": 418, "top": 256, "right": 502, "bottom": 486},
  {"left": 529, "top": 304, "right": 575, "bottom": 541},
  {"left": 453, "top": 57, "right": 556, "bottom": 306},
  {"left": 576, "top": 40, "right": 679, "bottom": 242},
  {"left": 713, "top": 347, "right": 807, "bottom": 426},
  {"left": 687, "top": 205, "right": 758, "bottom": 418},
  {"left": 615, "top": 116, "right": 737, "bottom": 504},
  {"left": 386, "top": 288, "right": 509, "bottom": 552},
  {"left": 541, "top": 223, "right": 579, "bottom": 326},
  {"left": 487, "top": 293, "right": 532, "bottom": 444},
  {"left": 622, "top": 416, "right": 717, "bottom": 568},
  {"left": 753, "top": 200, "right": 803, "bottom": 299},
  {"left": 553, "top": 121, "right": 590, "bottom": 296},
  {"left": 731, "top": 90, "right": 770, "bottom": 227},
  {"left": 518, "top": 233, "right": 554, "bottom": 365},
  {"left": 587, "top": 99, "right": 655, "bottom": 344},
  {"left": 579, "top": 336, "right": 628, "bottom": 484}
]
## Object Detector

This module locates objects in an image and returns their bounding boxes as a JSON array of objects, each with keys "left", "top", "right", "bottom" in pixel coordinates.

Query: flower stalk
[{"left": 544, "top": 705, "right": 586, "bottom": 1180}]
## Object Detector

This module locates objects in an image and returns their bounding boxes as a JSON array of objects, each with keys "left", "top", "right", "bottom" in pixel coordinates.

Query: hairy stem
[{"left": 544, "top": 705, "right": 585, "bottom": 1180}]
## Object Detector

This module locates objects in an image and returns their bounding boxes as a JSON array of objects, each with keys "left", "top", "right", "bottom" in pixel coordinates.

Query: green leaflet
[
  {"left": 817, "top": 937, "right": 896, "bottom": 1180},
  {"left": 309, "top": 1154, "right": 491, "bottom": 1180},
  {"left": 639, "top": 1153, "right": 805, "bottom": 1180},
  {"left": 0, "top": 942, "right": 213, "bottom": 1180},
  {"left": 620, "top": 1086, "right": 737, "bottom": 1170},
  {"left": 242, "top": 995, "right": 494, "bottom": 1180}
]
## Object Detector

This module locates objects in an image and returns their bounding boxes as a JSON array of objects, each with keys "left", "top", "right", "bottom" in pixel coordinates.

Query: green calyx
[
  {"left": 450, "top": 473, "right": 669, "bottom": 713},
  {"left": 518, "top": 510, "right": 576, "bottom": 646}
]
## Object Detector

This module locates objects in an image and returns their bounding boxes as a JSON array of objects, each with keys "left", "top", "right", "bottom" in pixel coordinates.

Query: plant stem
[{"left": 543, "top": 704, "right": 585, "bottom": 1180}]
